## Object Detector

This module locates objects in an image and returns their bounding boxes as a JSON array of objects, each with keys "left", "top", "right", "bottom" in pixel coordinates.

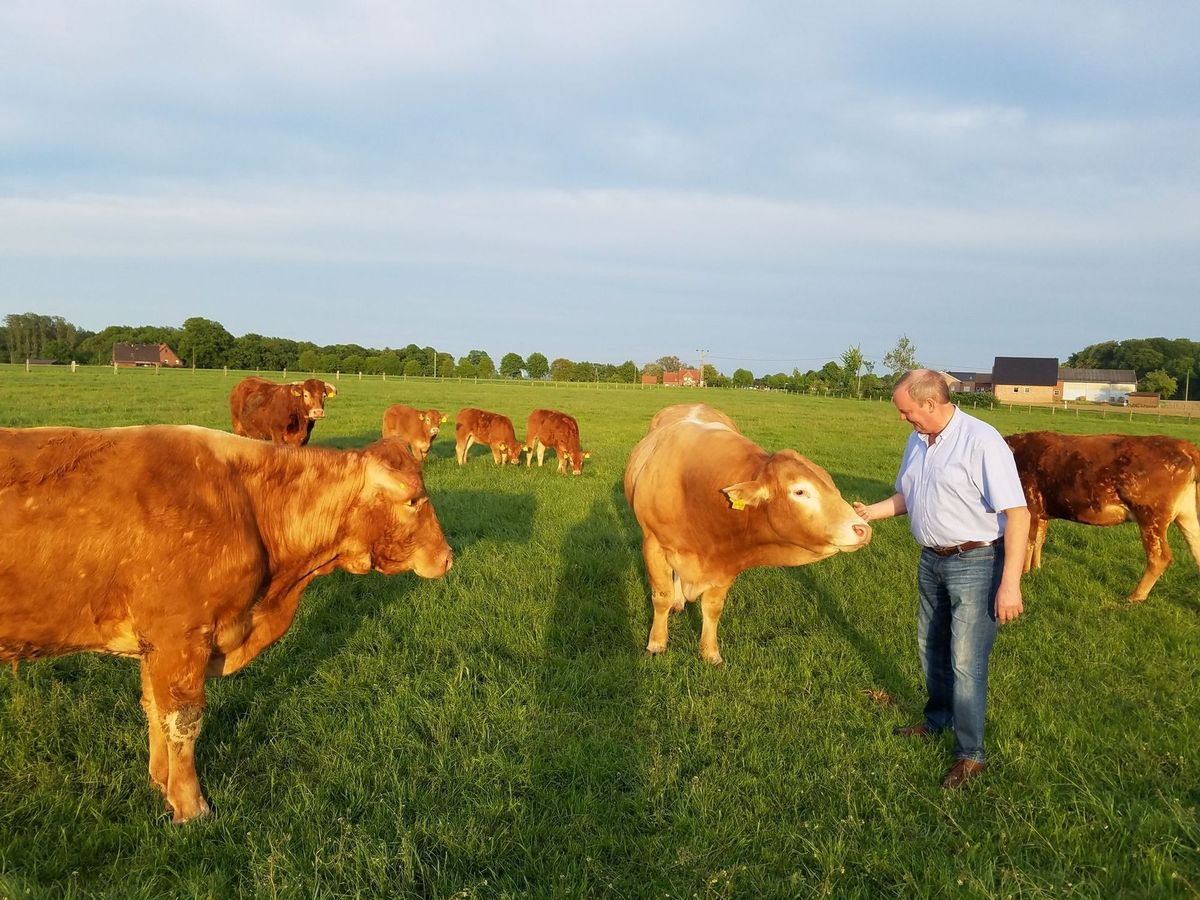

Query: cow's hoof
[
  {"left": 1126, "top": 595, "right": 1149, "bottom": 603},
  {"left": 646, "top": 641, "right": 667, "bottom": 655},
  {"left": 702, "top": 653, "right": 724, "bottom": 666},
  {"left": 170, "top": 798, "right": 212, "bottom": 824}
]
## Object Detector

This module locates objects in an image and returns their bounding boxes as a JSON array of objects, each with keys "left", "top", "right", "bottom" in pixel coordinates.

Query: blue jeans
[{"left": 916, "top": 544, "right": 1004, "bottom": 763}]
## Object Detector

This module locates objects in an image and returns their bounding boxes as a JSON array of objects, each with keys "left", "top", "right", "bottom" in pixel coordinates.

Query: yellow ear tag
[{"left": 730, "top": 498, "right": 746, "bottom": 511}]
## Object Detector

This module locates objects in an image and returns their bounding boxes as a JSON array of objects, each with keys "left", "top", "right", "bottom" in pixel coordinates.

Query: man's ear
[{"left": 721, "top": 480, "right": 769, "bottom": 510}]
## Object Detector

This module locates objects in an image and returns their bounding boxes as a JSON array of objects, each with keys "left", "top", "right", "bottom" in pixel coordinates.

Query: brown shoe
[
  {"left": 892, "top": 723, "right": 932, "bottom": 738},
  {"left": 941, "top": 759, "right": 985, "bottom": 789}
]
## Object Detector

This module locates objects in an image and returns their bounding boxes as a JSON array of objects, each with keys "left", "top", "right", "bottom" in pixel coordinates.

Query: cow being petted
[
  {"left": 624, "top": 404, "right": 871, "bottom": 664},
  {"left": 0, "top": 425, "right": 452, "bottom": 823}
]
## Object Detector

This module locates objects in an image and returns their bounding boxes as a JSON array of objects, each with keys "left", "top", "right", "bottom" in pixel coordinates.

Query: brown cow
[
  {"left": 1005, "top": 431, "right": 1200, "bottom": 600},
  {"left": 455, "top": 407, "right": 521, "bottom": 466},
  {"left": 230, "top": 376, "right": 337, "bottom": 445},
  {"left": 523, "top": 408, "right": 590, "bottom": 475},
  {"left": 624, "top": 403, "right": 871, "bottom": 664},
  {"left": 382, "top": 404, "right": 447, "bottom": 462},
  {"left": 0, "top": 425, "right": 452, "bottom": 822}
]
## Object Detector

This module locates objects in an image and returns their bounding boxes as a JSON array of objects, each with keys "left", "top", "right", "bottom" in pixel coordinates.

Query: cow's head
[
  {"left": 566, "top": 449, "right": 592, "bottom": 475},
  {"left": 423, "top": 409, "right": 445, "bottom": 437},
  {"left": 298, "top": 378, "right": 335, "bottom": 420},
  {"left": 721, "top": 450, "right": 870, "bottom": 558},
  {"left": 349, "top": 438, "right": 453, "bottom": 579}
]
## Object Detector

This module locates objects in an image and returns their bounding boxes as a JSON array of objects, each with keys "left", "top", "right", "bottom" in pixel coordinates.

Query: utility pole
[{"left": 696, "top": 348, "right": 709, "bottom": 387}]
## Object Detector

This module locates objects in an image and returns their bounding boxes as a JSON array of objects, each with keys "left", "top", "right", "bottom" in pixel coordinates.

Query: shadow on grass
[
  {"left": 525, "top": 490, "right": 645, "bottom": 886},
  {"left": 432, "top": 488, "right": 535, "bottom": 550}
]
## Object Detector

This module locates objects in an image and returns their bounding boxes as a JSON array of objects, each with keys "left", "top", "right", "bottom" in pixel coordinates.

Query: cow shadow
[{"left": 431, "top": 489, "right": 535, "bottom": 550}]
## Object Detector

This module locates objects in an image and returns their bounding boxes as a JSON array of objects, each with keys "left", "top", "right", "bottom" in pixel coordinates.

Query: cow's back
[{"left": 0, "top": 426, "right": 265, "bottom": 657}]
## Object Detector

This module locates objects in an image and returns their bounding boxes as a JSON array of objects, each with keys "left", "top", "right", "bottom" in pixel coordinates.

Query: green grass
[{"left": 1, "top": 364, "right": 1198, "bottom": 898}]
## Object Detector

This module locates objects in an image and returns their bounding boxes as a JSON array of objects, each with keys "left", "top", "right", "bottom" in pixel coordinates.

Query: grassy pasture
[{"left": 0, "top": 364, "right": 1197, "bottom": 898}]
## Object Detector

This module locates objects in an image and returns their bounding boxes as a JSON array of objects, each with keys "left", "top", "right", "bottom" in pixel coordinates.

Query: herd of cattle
[
  {"left": 229, "top": 375, "right": 590, "bottom": 474},
  {"left": 2, "top": 376, "right": 1199, "bottom": 823}
]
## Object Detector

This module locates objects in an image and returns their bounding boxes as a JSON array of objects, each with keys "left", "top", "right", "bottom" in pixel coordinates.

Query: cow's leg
[
  {"left": 456, "top": 434, "right": 474, "bottom": 465},
  {"left": 556, "top": 450, "right": 566, "bottom": 474},
  {"left": 1172, "top": 486, "right": 1200, "bottom": 571},
  {"left": 1029, "top": 518, "right": 1048, "bottom": 571},
  {"left": 144, "top": 642, "right": 212, "bottom": 823},
  {"left": 1130, "top": 510, "right": 1173, "bottom": 601},
  {"left": 698, "top": 584, "right": 731, "bottom": 666},
  {"left": 643, "top": 535, "right": 676, "bottom": 655},
  {"left": 139, "top": 662, "right": 169, "bottom": 797},
  {"left": 537, "top": 442, "right": 546, "bottom": 467}
]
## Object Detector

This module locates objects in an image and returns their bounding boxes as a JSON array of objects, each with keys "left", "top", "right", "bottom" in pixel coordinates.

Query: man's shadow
[{"left": 525, "top": 491, "right": 646, "bottom": 874}]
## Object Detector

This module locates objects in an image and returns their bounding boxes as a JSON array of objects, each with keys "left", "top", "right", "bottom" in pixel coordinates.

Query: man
[{"left": 854, "top": 369, "right": 1029, "bottom": 789}]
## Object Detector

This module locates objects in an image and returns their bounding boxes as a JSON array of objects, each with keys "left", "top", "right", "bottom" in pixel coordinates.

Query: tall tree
[
  {"left": 500, "top": 352, "right": 526, "bottom": 379},
  {"left": 732, "top": 368, "right": 754, "bottom": 387},
  {"left": 549, "top": 357, "right": 574, "bottom": 381},
  {"left": 526, "top": 352, "right": 549, "bottom": 380},
  {"left": 177, "top": 317, "right": 234, "bottom": 368},
  {"left": 841, "top": 344, "right": 865, "bottom": 396},
  {"left": 656, "top": 355, "right": 683, "bottom": 372},
  {"left": 883, "top": 334, "right": 919, "bottom": 375}
]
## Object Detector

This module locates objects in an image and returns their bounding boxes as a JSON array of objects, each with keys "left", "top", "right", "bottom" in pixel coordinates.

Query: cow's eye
[
  {"left": 792, "top": 488, "right": 807, "bottom": 498},
  {"left": 407, "top": 496, "right": 424, "bottom": 509}
]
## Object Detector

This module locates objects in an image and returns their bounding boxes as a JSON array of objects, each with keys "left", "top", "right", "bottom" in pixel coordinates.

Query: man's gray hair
[{"left": 896, "top": 369, "right": 950, "bottom": 404}]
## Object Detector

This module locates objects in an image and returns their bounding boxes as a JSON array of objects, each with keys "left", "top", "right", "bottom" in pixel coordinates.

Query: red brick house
[{"left": 112, "top": 343, "right": 184, "bottom": 368}]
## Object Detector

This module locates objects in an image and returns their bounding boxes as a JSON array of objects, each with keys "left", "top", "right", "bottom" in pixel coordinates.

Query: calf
[
  {"left": 1005, "top": 431, "right": 1200, "bottom": 600},
  {"left": 523, "top": 408, "right": 590, "bottom": 475},
  {"left": 382, "top": 404, "right": 447, "bottom": 462},
  {"left": 455, "top": 407, "right": 521, "bottom": 466},
  {"left": 624, "top": 403, "right": 870, "bottom": 664},
  {"left": 0, "top": 425, "right": 452, "bottom": 822},
  {"left": 230, "top": 377, "right": 337, "bottom": 445}
]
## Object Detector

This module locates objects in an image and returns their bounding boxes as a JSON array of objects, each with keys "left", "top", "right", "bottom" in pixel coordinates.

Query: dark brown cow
[
  {"left": 229, "top": 377, "right": 337, "bottom": 445},
  {"left": 0, "top": 425, "right": 452, "bottom": 822},
  {"left": 382, "top": 404, "right": 447, "bottom": 462},
  {"left": 1005, "top": 431, "right": 1200, "bottom": 600},
  {"left": 455, "top": 407, "right": 521, "bottom": 466},
  {"left": 523, "top": 408, "right": 590, "bottom": 475},
  {"left": 624, "top": 403, "right": 871, "bottom": 664}
]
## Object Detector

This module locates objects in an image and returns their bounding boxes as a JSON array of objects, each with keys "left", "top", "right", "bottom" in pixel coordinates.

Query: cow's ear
[
  {"left": 440, "top": 414, "right": 448, "bottom": 423},
  {"left": 324, "top": 382, "right": 337, "bottom": 396},
  {"left": 721, "top": 480, "right": 768, "bottom": 510}
]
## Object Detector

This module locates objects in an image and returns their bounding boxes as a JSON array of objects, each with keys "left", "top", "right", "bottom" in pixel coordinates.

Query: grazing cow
[
  {"left": 229, "top": 377, "right": 337, "bottom": 445},
  {"left": 382, "top": 404, "right": 447, "bottom": 462},
  {"left": 1004, "top": 431, "right": 1200, "bottom": 600},
  {"left": 523, "top": 408, "right": 590, "bottom": 475},
  {"left": 455, "top": 407, "right": 521, "bottom": 466},
  {"left": 624, "top": 403, "right": 871, "bottom": 664},
  {"left": 0, "top": 425, "right": 452, "bottom": 823}
]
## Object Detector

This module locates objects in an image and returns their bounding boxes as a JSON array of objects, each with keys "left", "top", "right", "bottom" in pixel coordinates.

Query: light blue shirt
[{"left": 895, "top": 407, "right": 1027, "bottom": 549}]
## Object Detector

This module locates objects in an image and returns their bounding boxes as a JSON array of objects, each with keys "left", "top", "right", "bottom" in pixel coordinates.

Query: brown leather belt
[{"left": 927, "top": 538, "right": 999, "bottom": 557}]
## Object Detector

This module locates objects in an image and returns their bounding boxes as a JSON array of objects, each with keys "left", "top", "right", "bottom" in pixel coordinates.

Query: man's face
[{"left": 893, "top": 386, "right": 940, "bottom": 435}]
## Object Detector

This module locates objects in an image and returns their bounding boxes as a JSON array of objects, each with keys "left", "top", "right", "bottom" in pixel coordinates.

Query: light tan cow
[
  {"left": 624, "top": 403, "right": 871, "bottom": 664},
  {"left": 0, "top": 425, "right": 452, "bottom": 822},
  {"left": 454, "top": 407, "right": 521, "bottom": 466},
  {"left": 523, "top": 408, "right": 590, "bottom": 475},
  {"left": 1005, "top": 431, "right": 1200, "bottom": 600},
  {"left": 382, "top": 404, "right": 448, "bottom": 462}
]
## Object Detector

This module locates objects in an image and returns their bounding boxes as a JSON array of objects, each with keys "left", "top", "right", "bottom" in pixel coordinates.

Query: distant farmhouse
[
  {"left": 112, "top": 342, "right": 184, "bottom": 368},
  {"left": 662, "top": 368, "right": 701, "bottom": 387},
  {"left": 946, "top": 371, "right": 993, "bottom": 393},
  {"left": 991, "top": 357, "right": 1138, "bottom": 404}
]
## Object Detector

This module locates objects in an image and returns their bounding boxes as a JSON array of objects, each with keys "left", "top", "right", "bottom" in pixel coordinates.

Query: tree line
[{"left": 3, "top": 313, "right": 1196, "bottom": 398}]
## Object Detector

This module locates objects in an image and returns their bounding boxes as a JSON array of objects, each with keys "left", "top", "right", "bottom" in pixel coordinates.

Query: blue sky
[{"left": 2, "top": 1, "right": 1197, "bottom": 376}]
